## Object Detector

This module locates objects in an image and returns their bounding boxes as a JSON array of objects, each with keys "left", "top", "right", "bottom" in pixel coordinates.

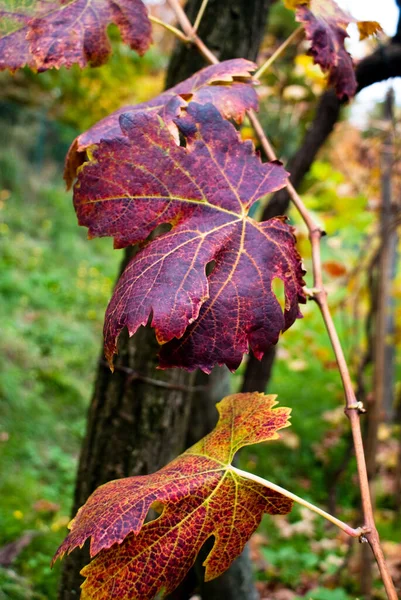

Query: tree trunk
[
  {"left": 361, "top": 88, "right": 397, "bottom": 599},
  {"left": 168, "top": 367, "right": 258, "bottom": 600},
  {"left": 166, "top": 0, "right": 271, "bottom": 87},
  {"left": 365, "top": 88, "right": 396, "bottom": 479},
  {"left": 59, "top": 1, "right": 272, "bottom": 598},
  {"left": 168, "top": 3, "right": 273, "bottom": 597},
  {"left": 58, "top": 251, "right": 197, "bottom": 597},
  {"left": 394, "top": 390, "right": 401, "bottom": 521}
]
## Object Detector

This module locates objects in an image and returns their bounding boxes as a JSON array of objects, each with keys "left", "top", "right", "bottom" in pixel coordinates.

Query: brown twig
[{"left": 165, "top": 2, "right": 397, "bottom": 597}]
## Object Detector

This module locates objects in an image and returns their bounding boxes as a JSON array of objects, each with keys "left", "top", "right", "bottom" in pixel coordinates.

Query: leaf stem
[
  {"left": 149, "top": 15, "right": 189, "bottom": 44},
  {"left": 254, "top": 26, "right": 304, "bottom": 80},
  {"left": 231, "top": 466, "right": 365, "bottom": 539},
  {"left": 167, "top": 0, "right": 219, "bottom": 65},
  {"left": 193, "top": 0, "right": 209, "bottom": 32},
  {"left": 165, "top": 2, "right": 398, "bottom": 597}
]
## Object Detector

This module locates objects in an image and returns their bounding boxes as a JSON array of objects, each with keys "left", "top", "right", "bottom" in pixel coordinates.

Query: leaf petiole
[
  {"left": 254, "top": 26, "right": 304, "bottom": 80},
  {"left": 149, "top": 15, "right": 189, "bottom": 44},
  {"left": 230, "top": 465, "right": 366, "bottom": 539},
  {"left": 193, "top": 0, "right": 209, "bottom": 32}
]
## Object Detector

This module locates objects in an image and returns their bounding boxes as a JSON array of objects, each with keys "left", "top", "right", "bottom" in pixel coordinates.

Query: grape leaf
[
  {"left": 73, "top": 101, "right": 306, "bottom": 372},
  {"left": 294, "top": 0, "right": 365, "bottom": 99},
  {"left": 53, "top": 392, "right": 293, "bottom": 599},
  {"left": 64, "top": 59, "right": 259, "bottom": 188},
  {"left": 0, "top": 0, "right": 151, "bottom": 73}
]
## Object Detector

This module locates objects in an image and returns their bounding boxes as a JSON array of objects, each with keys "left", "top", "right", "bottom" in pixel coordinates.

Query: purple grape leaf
[
  {"left": 64, "top": 59, "right": 259, "bottom": 187},
  {"left": 0, "top": 0, "right": 151, "bottom": 73},
  {"left": 73, "top": 101, "right": 306, "bottom": 373},
  {"left": 295, "top": 0, "right": 358, "bottom": 99}
]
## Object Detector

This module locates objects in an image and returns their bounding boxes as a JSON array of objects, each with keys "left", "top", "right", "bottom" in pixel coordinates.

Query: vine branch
[{"left": 165, "top": 2, "right": 398, "bottom": 597}]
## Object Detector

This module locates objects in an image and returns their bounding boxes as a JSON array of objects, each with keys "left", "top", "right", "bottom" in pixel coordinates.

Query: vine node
[{"left": 346, "top": 401, "right": 367, "bottom": 415}]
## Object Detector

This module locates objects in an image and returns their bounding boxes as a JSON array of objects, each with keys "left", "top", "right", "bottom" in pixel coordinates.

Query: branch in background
[{"left": 356, "top": 43, "right": 401, "bottom": 92}]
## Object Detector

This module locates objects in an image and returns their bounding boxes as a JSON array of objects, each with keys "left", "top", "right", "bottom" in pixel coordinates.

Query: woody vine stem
[{"left": 158, "top": 1, "right": 398, "bottom": 598}]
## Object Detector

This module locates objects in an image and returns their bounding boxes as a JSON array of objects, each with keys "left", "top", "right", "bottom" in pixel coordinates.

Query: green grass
[{"left": 0, "top": 117, "right": 120, "bottom": 597}]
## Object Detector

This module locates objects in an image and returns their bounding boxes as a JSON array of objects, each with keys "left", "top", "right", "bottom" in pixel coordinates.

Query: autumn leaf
[
  {"left": 64, "top": 59, "right": 259, "bottom": 187},
  {"left": 357, "top": 21, "right": 383, "bottom": 41},
  {"left": 53, "top": 392, "right": 293, "bottom": 600},
  {"left": 73, "top": 101, "right": 305, "bottom": 372},
  {"left": 0, "top": 0, "right": 151, "bottom": 73},
  {"left": 322, "top": 260, "right": 347, "bottom": 277},
  {"left": 294, "top": 0, "right": 382, "bottom": 99},
  {"left": 294, "top": 0, "right": 356, "bottom": 99}
]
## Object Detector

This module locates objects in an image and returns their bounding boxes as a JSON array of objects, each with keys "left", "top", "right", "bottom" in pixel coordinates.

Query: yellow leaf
[
  {"left": 357, "top": 21, "right": 383, "bottom": 41},
  {"left": 295, "top": 54, "right": 325, "bottom": 83},
  {"left": 283, "top": 0, "right": 310, "bottom": 9},
  {"left": 54, "top": 393, "right": 293, "bottom": 599}
]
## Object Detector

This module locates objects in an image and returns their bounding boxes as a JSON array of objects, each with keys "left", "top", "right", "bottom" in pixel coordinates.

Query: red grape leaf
[
  {"left": 73, "top": 101, "right": 306, "bottom": 372},
  {"left": 53, "top": 392, "right": 293, "bottom": 599},
  {"left": 295, "top": 0, "right": 358, "bottom": 99},
  {"left": 64, "top": 59, "right": 259, "bottom": 188},
  {"left": 0, "top": 0, "right": 151, "bottom": 73}
]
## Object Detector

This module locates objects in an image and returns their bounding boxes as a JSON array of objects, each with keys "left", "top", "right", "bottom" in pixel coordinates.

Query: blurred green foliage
[
  {"left": 0, "top": 31, "right": 167, "bottom": 132},
  {"left": 0, "top": 106, "right": 120, "bottom": 598}
]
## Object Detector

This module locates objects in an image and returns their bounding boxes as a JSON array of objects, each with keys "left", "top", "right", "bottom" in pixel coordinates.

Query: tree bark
[
  {"left": 394, "top": 390, "right": 401, "bottom": 521},
  {"left": 166, "top": 0, "right": 271, "bottom": 87},
  {"left": 59, "top": 248, "right": 197, "bottom": 597},
  {"left": 59, "top": 1, "right": 272, "bottom": 598},
  {"left": 168, "top": 2, "right": 274, "bottom": 596},
  {"left": 168, "top": 367, "right": 258, "bottom": 600}
]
